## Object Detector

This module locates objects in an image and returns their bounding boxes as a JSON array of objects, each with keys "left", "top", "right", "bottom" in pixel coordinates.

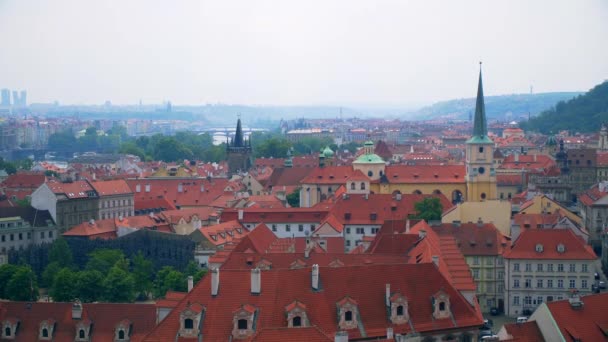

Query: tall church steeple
[
  {"left": 234, "top": 118, "right": 244, "bottom": 147},
  {"left": 465, "top": 63, "right": 497, "bottom": 201}
]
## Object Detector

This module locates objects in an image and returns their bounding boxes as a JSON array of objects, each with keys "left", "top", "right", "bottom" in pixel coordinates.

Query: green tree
[
  {"left": 50, "top": 268, "right": 78, "bottom": 302},
  {"left": 132, "top": 251, "right": 154, "bottom": 298},
  {"left": 48, "top": 131, "right": 77, "bottom": 150},
  {"left": 49, "top": 238, "right": 73, "bottom": 268},
  {"left": 184, "top": 260, "right": 206, "bottom": 284},
  {"left": 0, "top": 264, "right": 18, "bottom": 299},
  {"left": 255, "top": 137, "right": 291, "bottom": 158},
  {"left": 287, "top": 188, "right": 300, "bottom": 207},
  {"left": 86, "top": 249, "right": 126, "bottom": 274},
  {"left": 75, "top": 270, "right": 105, "bottom": 303},
  {"left": 153, "top": 137, "right": 194, "bottom": 162},
  {"left": 6, "top": 265, "right": 38, "bottom": 301},
  {"left": 103, "top": 265, "right": 135, "bottom": 302},
  {"left": 41, "top": 261, "right": 62, "bottom": 288},
  {"left": 411, "top": 197, "right": 443, "bottom": 222},
  {"left": 119, "top": 141, "right": 147, "bottom": 160},
  {"left": 154, "top": 266, "right": 186, "bottom": 298}
]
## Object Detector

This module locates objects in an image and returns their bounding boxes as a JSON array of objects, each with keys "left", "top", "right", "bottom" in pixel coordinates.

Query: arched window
[
  {"left": 238, "top": 319, "right": 248, "bottom": 330},
  {"left": 350, "top": 182, "right": 355, "bottom": 190},
  {"left": 439, "top": 302, "right": 446, "bottom": 311},
  {"left": 413, "top": 190, "right": 422, "bottom": 195},
  {"left": 360, "top": 182, "right": 366, "bottom": 190},
  {"left": 345, "top": 311, "right": 353, "bottom": 322},
  {"left": 292, "top": 316, "right": 302, "bottom": 327},
  {"left": 184, "top": 318, "right": 194, "bottom": 329},
  {"left": 368, "top": 170, "right": 373, "bottom": 177},
  {"left": 396, "top": 305, "right": 404, "bottom": 316},
  {"left": 42, "top": 328, "right": 49, "bottom": 337},
  {"left": 118, "top": 330, "right": 125, "bottom": 339},
  {"left": 79, "top": 329, "right": 85, "bottom": 339}
]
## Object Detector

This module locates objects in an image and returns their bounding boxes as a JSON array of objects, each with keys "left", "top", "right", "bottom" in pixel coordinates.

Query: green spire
[{"left": 467, "top": 63, "right": 493, "bottom": 144}]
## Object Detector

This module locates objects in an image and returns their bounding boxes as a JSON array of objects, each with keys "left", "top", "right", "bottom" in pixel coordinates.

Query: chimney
[
  {"left": 187, "top": 276, "right": 194, "bottom": 292},
  {"left": 334, "top": 331, "right": 348, "bottom": 342},
  {"left": 365, "top": 193, "right": 369, "bottom": 200},
  {"left": 200, "top": 184, "right": 205, "bottom": 192},
  {"left": 396, "top": 193, "right": 402, "bottom": 201},
  {"left": 418, "top": 229, "right": 427, "bottom": 239},
  {"left": 304, "top": 247, "right": 310, "bottom": 259},
  {"left": 118, "top": 214, "right": 123, "bottom": 222},
  {"left": 477, "top": 217, "right": 483, "bottom": 227},
  {"left": 251, "top": 268, "right": 261, "bottom": 295},
  {"left": 238, "top": 209, "right": 244, "bottom": 221},
  {"left": 178, "top": 183, "right": 183, "bottom": 193},
  {"left": 312, "top": 264, "right": 320, "bottom": 291},
  {"left": 211, "top": 268, "right": 220, "bottom": 296},
  {"left": 432, "top": 255, "right": 439, "bottom": 267},
  {"left": 89, "top": 219, "right": 95, "bottom": 226},
  {"left": 149, "top": 212, "right": 154, "bottom": 218},
  {"left": 534, "top": 154, "right": 537, "bottom": 162},
  {"left": 515, "top": 153, "right": 519, "bottom": 162},
  {"left": 386, "top": 327, "right": 394, "bottom": 339},
  {"left": 569, "top": 290, "right": 584, "bottom": 309},
  {"left": 406, "top": 219, "right": 410, "bottom": 232},
  {"left": 385, "top": 283, "right": 391, "bottom": 306},
  {"left": 72, "top": 301, "right": 83, "bottom": 320}
]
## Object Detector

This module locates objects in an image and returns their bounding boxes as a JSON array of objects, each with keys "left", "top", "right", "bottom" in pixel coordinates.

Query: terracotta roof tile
[{"left": 503, "top": 229, "right": 597, "bottom": 260}]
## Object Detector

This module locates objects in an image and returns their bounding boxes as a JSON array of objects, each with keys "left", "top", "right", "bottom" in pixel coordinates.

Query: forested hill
[
  {"left": 521, "top": 81, "right": 608, "bottom": 134},
  {"left": 414, "top": 92, "right": 581, "bottom": 121}
]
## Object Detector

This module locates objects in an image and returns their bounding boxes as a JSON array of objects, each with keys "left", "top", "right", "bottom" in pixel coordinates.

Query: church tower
[
  {"left": 465, "top": 64, "right": 497, "bottom": 201},
  {"left": 599, "top": 122, "right": 608, "bottom": 150},
  {"left": 226, "top": 118, "right": 252, "bottom": 177}
]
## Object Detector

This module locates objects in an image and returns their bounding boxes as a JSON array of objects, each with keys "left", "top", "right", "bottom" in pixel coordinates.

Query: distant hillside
[
  {"left": 414, "top": 92, "right": 581, "bottom": 121},
  {"left": 521, "top": 81, "right": 608, "bottom": 134}
]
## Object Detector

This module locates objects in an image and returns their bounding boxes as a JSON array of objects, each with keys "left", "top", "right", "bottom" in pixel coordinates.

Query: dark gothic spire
[
  {"left": 473, "top": 63, "right": 487, "bottom": 138},
  {"left": 467, "top": 63, "right": 492, "bottom": 145},
  {"left": 234, "top": 118, "right": 244, "bottom": 147}
]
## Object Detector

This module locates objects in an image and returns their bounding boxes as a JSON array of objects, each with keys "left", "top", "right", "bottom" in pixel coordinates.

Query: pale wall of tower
[{"left": 465, "top": 142, "right": 497, "bottom": 201}]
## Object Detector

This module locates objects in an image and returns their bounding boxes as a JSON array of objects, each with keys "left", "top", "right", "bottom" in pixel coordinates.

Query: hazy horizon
[{"left": 1, "top": 0, "right": 606, "bottom": 106}]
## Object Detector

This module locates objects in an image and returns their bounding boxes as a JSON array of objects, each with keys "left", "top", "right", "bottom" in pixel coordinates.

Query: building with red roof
[
  {"left": 89, "top": 179, "right": 134, "bottom": 220},
  {"left": 143, "top": 263, "right": 483, "bottom": 341},
  {"left": 579, "top": 181, "right": 608, "bottom": 252},
  {"left": 503, "top": 229, "right": 597, "bottom": 317},
  {"left": 190, "top": 220, "right": 249, "bottom": 267},
  {"left": 0, "top": 301, "right": 157, "bottom": 342},
  {"left": 0, "top": 171, "right": 46, "bottom": 201},
  {"left": 126, "top": 177, "right": 229, "bottom": 210},
  {"left": 63, "top": 213, "right": 172, "bottom": 240}
]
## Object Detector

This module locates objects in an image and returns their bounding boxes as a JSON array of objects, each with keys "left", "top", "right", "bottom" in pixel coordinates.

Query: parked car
[
  {"left": 490, "top": 307, "right": 499, "bottom": 316},
  {"left": 600, "top": 280, "right": 606, "bottom": 289},
  {"left": 516, "top": 316, "right": 528, "bottom": 323}
]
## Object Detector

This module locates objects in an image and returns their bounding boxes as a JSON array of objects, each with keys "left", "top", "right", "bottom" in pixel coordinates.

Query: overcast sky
[{"left": 0, "top": 0, "right": 607, "bottom": 106}]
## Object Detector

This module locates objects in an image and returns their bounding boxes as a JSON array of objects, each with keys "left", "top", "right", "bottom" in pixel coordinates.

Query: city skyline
[{"left": 0, "top": 0, "right": 607, "bottom": 106}]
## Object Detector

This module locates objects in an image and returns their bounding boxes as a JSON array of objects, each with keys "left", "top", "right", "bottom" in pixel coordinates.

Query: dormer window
[
  {"left": 350, "top": 182, "right": 355, "bottom": 190},
  {"left": 432, "top": 290, "right": 451, "bottom": 320},
  {"left": 557, "top": 243, "right": 566, "bottom": 253},
  {"left": 39, "top": 319, "right": 56, "bottom": 340},
  {"left": 114, "top": 319, "right": 132, "bottom": 341},
  {"left": 389, "top": 293, "right": 410, "bottom": 325},
  {"left": 360, "top": 182, "right": 366, "bottom": 190},
  {"left": 75, "top": 319, "right": 92, "bottom": 342},
  {"left": 232, "top": 304, "right": 257, "bottom": 339},
  {"left": 535, "top": 244, "right": 544, "bottom": 253},
  {"left": 285, "top": 301, "right": 309, "bottom": 328},
  {"left": 179, "top": 303, "right": 205, "bottom": 338},
  {"left": 336, "top": 297, "right": 359, "bottom": 330}
]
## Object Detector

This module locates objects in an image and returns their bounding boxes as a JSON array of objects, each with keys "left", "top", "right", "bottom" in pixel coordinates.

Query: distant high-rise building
[
  {"left": 0, "top": 89, "right": 10, "bottom": 107},
  {"left": 19, "top": 90, "right": 26, "bottom": 106}
]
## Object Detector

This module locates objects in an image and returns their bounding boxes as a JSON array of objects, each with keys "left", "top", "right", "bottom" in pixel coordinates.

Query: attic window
[
  {"left": 557, "top": 243, "right": 566, "bottom": 253},
  {"left": 535, "top": 244, "right": 544, "bottom": 253},
  {"left": 210, "top": 235, "right": 217, "bottom": 241},
  {"left": 344, "top": 212, "right": 351, "bottom": 220}
]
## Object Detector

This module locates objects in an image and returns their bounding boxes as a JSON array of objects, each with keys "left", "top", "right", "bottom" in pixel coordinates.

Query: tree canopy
[{"left": 411, "top": 197, "right": 443, "bottom": 222}]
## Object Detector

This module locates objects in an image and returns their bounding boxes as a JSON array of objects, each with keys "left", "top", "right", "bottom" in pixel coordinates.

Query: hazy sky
[{"left": 1, "top": 0, "right": 607, "bottom": 106}]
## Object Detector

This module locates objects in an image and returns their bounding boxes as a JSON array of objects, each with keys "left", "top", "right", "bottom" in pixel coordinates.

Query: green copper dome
[
  {"left": 322, "top": 146, "right": 334, "bottom": 158},
  {"left": 354, "top": 153, "right": 385, "bottom": 164}
]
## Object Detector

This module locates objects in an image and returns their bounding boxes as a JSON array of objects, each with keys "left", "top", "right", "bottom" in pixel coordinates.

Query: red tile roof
[
  {"left": 47, "top": 180, "right": 95, "bottom": 199},
  {"left": 221, "top": 207, "right": 329, "bottom": 224},
  {"left": 89, "top": 179, "right": 133, "bottom": 196},
  {"left": 1, "top": 172, "right": 46, "bottom": 189},
  {"left": 497, "top": 174, "right": 524, "bottom": 186},
  {"left": 500, "top": 154, "right": 556, "bottom": 172},
  {"left": 134, "top": 197, "right": 177, "bottom": 211},
  {"left": 545, "top": 292, "right": 608, "bottom": 342},
  {"left": 143, "top": 263, "right": 483, "bottom": 341},
  {"left": 300, "top": 166, "right": 356, "bottom": 184},
  {"left": 384, "top": 165, "right": 466, "bottom": 184},
  {"left": 220, "top": 252, "right": 407, "bottom": 270},
  {"left": 501, "top": 321, "right": 545, "bottom": 342},
  {"left": 431, "top": 222, "right": 508, "bottom": 256},
  {"left": 503, "top": 229, "right": 597, "bottom": 260},
  {"left": 0, "top": 302, "right": 156, "bottom": 342},
  {"left": 126, "top": 178, "right": 229, "bottom": 208},
  {"left": 198, "top": 220, "right": 248, "bottom": 246},
  {"left": 251, "top": 326, "right": 332, "bottom": 341}
]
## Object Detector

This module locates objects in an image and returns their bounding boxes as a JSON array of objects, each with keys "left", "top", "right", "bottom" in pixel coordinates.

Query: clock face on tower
[{"left": 478, "top": 166, "right": 485, "bottom": 175}]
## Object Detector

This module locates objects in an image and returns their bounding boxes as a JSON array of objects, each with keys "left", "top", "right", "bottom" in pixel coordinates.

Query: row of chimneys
[
  {"left": 210, "top": 264, "right": 322, "bottom": 297},
  {"left": 134, "top": 184, "right": 206, "bottom": 193}
]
